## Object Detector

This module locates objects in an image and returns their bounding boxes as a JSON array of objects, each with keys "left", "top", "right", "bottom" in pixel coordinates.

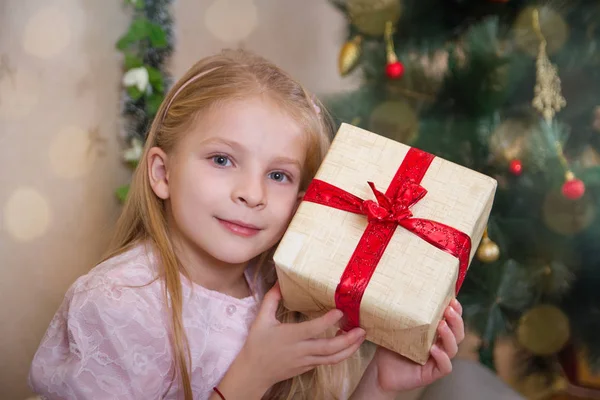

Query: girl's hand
[
  {"left": 214, "top": 282, "right": 366, "bottom": 399},
  {"left": 351, "top": 299, "right": 465, "bottom": 400}
]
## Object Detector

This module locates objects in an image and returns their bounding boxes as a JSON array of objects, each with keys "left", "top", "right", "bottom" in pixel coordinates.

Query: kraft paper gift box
[{"left": 273, "top": 123, "right": 497, "bottom": 365}]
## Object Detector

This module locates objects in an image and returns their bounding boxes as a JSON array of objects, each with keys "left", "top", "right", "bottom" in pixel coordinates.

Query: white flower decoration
[
  {"left": 124, "top": 138, "right": 144, "bottom": 163},
  {"left": 122, "top": 67, "right": 149, "bottom": 92}
]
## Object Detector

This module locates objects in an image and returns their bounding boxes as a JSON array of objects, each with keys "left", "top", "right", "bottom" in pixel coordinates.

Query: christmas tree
[{"left": 326, "top": 0, "right": 600, "bottom": 397}]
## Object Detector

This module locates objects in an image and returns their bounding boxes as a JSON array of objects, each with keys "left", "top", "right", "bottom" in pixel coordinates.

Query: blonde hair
[{"left": 104, "top": 49, "right": 369, "bottom": 399}]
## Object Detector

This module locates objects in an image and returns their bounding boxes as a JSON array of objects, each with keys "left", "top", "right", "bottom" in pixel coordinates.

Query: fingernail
[
  {"left": 452, "top": 300, "right": 462, "bottom": 313},
  {"left": 439, "top": 322, "right": 447, "bottom": 333},
  {"left": 333, "top": 309, "right": 344, "bottom": 320}
]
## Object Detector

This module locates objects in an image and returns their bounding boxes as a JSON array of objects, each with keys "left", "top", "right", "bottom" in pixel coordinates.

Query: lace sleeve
[{"left": 29, "top": 277, "right": 173, "bottom": 400}]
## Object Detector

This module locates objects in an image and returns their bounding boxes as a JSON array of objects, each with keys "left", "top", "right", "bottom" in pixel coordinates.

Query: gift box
[{"left": 273, "top": 123, "right": 497, "bottom": 365}]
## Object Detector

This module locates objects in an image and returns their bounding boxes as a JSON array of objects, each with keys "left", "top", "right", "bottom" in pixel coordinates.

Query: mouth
[{"left": 216, "top": 217, "right": 263, "bottom": 237}]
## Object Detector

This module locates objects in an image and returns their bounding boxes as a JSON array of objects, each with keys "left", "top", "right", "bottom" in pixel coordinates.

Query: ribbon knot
[{"left": 361, "top": 180, "right": 427, "bottom": 223}]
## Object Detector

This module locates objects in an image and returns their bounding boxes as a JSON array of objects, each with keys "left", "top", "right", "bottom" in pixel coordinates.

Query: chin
[
  {"left": 214, "top": 251, "right": 258, "bottom": 265},
  {"left": 207, "top": 241, "right": 271, "bottom": 265}
]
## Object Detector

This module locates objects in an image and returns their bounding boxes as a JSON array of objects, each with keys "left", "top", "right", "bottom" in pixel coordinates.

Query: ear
[{"left": 147, "top": 146, "right": 170, "bottom": 200}]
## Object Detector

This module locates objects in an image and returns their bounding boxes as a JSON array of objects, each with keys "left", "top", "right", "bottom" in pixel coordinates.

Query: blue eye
[
  {"left": 269, "top": 171, "right": 289, "bottom": 182},
  {"left": 212, "top": 155, "right": 231, "bottom": 167}
]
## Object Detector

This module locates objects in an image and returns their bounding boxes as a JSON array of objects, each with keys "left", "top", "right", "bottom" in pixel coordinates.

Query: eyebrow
[
  {"left": 199, "top": 137, "right": 242, "bottom": 149},
  {"left": 271, "top": 156, "right": 302, "bottom": 170},
  {"left": 200, "top": 137, "right": 302, "bottom": 169}
]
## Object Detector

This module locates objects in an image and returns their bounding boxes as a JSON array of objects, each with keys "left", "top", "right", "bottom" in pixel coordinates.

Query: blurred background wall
[{"left": 0, "top": 1, "right": 354, "bottom": 398}]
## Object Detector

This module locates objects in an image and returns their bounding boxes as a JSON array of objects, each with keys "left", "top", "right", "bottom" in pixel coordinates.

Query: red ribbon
[{"left": 303, "top": 147, "right": 471, "bottom": 330}]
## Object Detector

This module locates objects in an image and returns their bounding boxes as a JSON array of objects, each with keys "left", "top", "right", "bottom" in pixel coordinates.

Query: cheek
[
  {"left": 270, "top": 188, "right": 300, "bottom": 222},
  {"left": 171, "top": 165, "right": 221, "bottom": 213}
]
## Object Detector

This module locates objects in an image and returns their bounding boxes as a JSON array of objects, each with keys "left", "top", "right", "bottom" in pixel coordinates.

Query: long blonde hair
[{"left": 104, "top": 49, "right": 369, "bottom": 399}]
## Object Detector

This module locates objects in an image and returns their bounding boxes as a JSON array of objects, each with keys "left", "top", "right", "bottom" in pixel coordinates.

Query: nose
[{"left": 232, "top": 172, "right": 267, "bottom": 209}]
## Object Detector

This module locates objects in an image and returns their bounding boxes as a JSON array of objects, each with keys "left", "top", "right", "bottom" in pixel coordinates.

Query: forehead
[{"left": 188, "top": 96, "right": 308, "bottom": 160}]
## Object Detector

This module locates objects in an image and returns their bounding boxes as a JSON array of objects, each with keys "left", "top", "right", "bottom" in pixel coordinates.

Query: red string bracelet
[{"left": 213, "top": 387, "right": 226, "bottom": 400}]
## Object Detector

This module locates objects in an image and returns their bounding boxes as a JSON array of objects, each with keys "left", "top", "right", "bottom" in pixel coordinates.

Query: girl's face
[{"left": 149, "top": 96, "right": 307, "bottom": 265}]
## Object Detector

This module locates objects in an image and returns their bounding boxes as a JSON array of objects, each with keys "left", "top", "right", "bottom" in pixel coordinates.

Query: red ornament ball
[
  {"left": 509, "top": 159, "right": 523, "bottom": 175},
  {"left": 562, "top": 178, "right": 585, "bottom": 200},
  {"left": 386, "top": 61, "right": 404, "bottom": 79}
]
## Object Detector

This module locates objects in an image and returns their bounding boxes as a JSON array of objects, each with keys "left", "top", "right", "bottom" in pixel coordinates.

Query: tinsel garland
[{"left": 116, "top": 0, "right": 175, "bottom": 201}]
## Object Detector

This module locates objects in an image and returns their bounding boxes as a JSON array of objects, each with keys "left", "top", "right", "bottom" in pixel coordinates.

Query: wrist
[{"left": 214, "top": 348, "right": 271, "bottom": 399}]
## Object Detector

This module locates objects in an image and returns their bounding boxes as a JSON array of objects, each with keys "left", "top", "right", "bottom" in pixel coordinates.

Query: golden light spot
[
  {"left": 205, "top": 0, "right": 258, "bottom": 43},
  {"left": 4, "top": 187, "right": 51, "bottom": 242},
  {"left": 23, "top": 7, "right": 71, "bottom": 59},
  {"left": 49, "top": 126, "right": 96, "bottom": 179}
]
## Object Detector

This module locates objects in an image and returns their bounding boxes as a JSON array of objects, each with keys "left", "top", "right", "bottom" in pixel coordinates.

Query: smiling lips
[{"left": 217, "top": 218, "right": 262, "bottom": 237}]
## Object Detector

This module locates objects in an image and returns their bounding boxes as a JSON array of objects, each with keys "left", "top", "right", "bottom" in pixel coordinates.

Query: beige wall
[
  {"left": 171, "top": 0, "right": 358, "bottom": 94},
  {"left": 0, "top": 1, "right": 353, "bottom": 398},
  {"left": 1, "top": 0, "right": 131, "bottom": 398}
]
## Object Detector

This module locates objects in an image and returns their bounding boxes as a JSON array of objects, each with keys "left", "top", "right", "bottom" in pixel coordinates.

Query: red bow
[
  {"left": 361, "top": 180, "right": 427, "bottom": 223},
  {"left": 303, "top": 147, "right": 471, "bottom": 330}
]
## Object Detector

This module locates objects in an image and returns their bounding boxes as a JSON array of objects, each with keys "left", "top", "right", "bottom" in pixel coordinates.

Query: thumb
[{"left": 258, "top": 280, "right": 282, "bottom": 321}]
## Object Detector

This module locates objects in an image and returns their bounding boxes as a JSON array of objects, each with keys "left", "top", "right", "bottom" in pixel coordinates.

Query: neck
[{"left": 167, "top": 228, "right": 252, "bottom": 299}]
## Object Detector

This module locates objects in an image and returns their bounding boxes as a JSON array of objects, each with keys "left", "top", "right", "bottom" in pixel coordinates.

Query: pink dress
[{"left": 29, "top": 243, "right": 262, "bottom": 399}]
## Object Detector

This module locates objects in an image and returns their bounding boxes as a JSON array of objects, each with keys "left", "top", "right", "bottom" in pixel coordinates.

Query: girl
[{"left": 29, "top": 49, "right": 465, "bottom": 400}]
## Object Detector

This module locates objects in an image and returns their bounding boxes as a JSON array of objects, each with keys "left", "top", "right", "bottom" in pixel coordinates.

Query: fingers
[
  {"left": 444, "top": 304, "right": 465, "bottom": 344},
  {"left": 257, "top": 281, "right": 282, "bottom": 320},
  {"left": 307, "top": 333, "right": 365, "bottom": 366},
  {"left": 430, "top": 343, "right": 452, "bottom": 377},
  {"left": 437, "top": 320, "right": 458, "bottom": 358},
  {"left": 450, "top": 298, "right": 463, "bottom": 316},
  {"left": 305, "top": 327, "right": 366, "bottom": 356},
  {"left": 294, "top": 309, "right": 345, "bottom": 340}
]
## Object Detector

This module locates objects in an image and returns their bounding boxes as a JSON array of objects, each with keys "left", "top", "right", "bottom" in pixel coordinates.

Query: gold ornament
[
  {"left": 476, "top": 228, "right": 500, "bottom": 263},
  {"left": 542, "top": 189, "right": 595, "bottom": 235},
  {"left": 338, "top": 36, "right": 363, "bottom": 76},
  {"left": 517, "top": 305, "right": 570, "bottom": 356},
  {"left": 528, "top": 8, "right": 582, "bottom": 195},
  {"left": 347, "top": 0, "right": 402, "bottom": 36},
  {"left": 531, "top": 8, "right": 566, "bottom": 123},
  {"left": 514, "top": 6, "right": 568, "bottom": 57},
  {"left": 368, "top": 100, "right": 418, "bottom": 144},
  {"left": 488, "top": 117, "right": 534, "bottom": 164}
]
